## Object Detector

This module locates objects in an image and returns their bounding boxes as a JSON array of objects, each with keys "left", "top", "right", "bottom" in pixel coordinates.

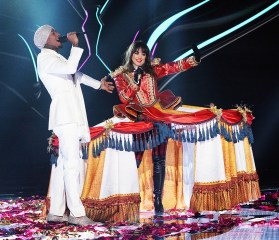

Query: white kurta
[
  {"left": 37, "top": 47, "right": 101, "bottom": 142},
  {"left": 37, "top": 46, "right": 101, "bottom": 217}
]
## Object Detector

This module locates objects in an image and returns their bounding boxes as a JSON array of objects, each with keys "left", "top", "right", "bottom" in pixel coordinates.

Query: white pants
[{"left": 49, "top": 123, "right": 86, "bottom": 217}]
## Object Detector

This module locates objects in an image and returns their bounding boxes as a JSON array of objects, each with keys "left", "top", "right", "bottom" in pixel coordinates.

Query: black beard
[{"left": 44, "top": 44, "right": 62, "bottom": 52}]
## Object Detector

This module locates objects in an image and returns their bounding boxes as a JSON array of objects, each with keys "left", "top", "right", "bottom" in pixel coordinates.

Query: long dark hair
[{"left": 122, "top": 41, "right": 155, "bottom": 77}]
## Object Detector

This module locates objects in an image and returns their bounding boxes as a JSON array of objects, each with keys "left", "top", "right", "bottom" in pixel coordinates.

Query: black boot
[
  {"left": 154, "top": 194, "right": 164, "bottom": 215},
  {"left": 153, "top": 155, "right": 166, "bottom": 216}
]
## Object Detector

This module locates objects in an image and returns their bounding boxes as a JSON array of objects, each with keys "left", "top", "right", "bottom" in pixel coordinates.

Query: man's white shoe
[
  {"left": 47, "top": 213, "right": 68, "bottom": 223},
  {"left": 68, "top": 216, "right": 103, "bottom": 226}
]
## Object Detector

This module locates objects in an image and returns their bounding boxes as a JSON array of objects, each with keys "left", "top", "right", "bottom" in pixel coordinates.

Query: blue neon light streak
[
  {"left": 147, "top": 0, "right": 210, "bottom": 51},
  {"left": 175, "top": 1, "right": 279, "bottom": 61},
  {"left": 158, "top": 1, "right": 279, "bottom": 91},
  {"left": 96, "top": 1, "right": 111, "bottom": 72},
  {"left": 18, "top": 34, "right": 39, "bottom": 82},
  {"left": 100, "top": 0, "right": 110, "bottom": 14}
]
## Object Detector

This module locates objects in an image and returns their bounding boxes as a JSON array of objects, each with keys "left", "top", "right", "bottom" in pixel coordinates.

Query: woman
[{"left": 110, "top": 41, "right": 200, "bottom": 215}]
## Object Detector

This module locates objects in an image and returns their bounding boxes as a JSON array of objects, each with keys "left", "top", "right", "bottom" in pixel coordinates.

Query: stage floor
[{"left": 0, "top": 191, "right": 278, "bottom": 239}]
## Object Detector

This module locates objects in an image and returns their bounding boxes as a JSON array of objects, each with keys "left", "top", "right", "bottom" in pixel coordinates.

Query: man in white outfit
[{"left": 34, "top": 25, "right": 114, "bottom": 226}]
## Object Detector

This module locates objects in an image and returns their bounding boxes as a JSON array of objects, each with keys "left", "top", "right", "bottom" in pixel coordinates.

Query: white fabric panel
[
  {"left": 233, "top": 125, "right": 247, "bottom": 172},
  {"left": 99, "top": 134, "right": 140, "bottom": 199},
  {"left": 195, "top": 134, "right": 226, "bottom": 183},
  {"left": 182, "top": 141, "right": 195, "bottom": 207},
  {"left": 93, "top": 118, "right": 140, "bottom": 199},
  {"left": 234, "top": 141, "right": 247, "bottom": 172}
]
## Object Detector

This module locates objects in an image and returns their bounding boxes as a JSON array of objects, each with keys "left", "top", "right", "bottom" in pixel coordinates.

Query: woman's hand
[
  {"left": 192, "top": 44, "right": 201, "bottom": 62},
  {"left": 134, "top": 67, "right": 144, "bottom": 85}
]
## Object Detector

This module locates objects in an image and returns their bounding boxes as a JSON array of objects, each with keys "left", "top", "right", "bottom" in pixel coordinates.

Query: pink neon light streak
[
  {"left": 132, "top": 30, "right": 140, "bottom": 42},
  {"left": 151, "top": 42, "right": 158, "bottom": 58},
  {"left": 78, "top": 8, "right": 91, "bottom": 71}
]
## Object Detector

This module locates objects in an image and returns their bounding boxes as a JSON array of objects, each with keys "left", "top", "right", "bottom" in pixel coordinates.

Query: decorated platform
[{"left": 46, "top": 104, "right": 261, "bottom": 223}]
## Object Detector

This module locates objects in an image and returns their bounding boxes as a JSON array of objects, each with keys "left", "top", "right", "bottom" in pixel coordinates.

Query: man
[{"left": 34, "top": 24, "right": 114, "bottom": 226}]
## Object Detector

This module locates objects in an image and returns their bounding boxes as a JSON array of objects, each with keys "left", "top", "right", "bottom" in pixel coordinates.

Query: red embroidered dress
[{"left": 111, "top": 56, "right": 199, "bottom": 123}]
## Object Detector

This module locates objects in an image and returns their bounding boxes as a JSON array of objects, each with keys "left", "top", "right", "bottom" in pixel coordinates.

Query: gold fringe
[
  {"left": 190, "top": 172, "right": 261, "bottom": 212},
  {"left": 236, "top": 172, "right": 261, "bottom": 202},
  {"left": 40, "top": 196, "right": 50, "bottom": 218},
  {"left": 83, "top": 194, "right": 141, "bottom": 223}
]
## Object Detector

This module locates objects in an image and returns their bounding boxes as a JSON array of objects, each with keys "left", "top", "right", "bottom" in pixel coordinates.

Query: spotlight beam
[
  {"left": 0, "top": 81, "right": 45, "bottom": 119},
  {"left": 67, "top": 0, "right": 84, "bottom": 20}
]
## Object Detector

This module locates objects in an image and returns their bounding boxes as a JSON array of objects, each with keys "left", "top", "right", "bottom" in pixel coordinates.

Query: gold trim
[
  {"left": 81, "top": 144, "right": 106, "bottom": 199},
  {"left": 209, "top": 103, "right": 222, "bottom": 120},
  {"left": 177, "top": 59, "right": 184, "bottom": 71},
  {"left": 151, "top": 58, "right": 161, "bottom": 66},
  {"left": 110, "top": 66, "right": 126, "bottom": 78},
  {"left": 135, "top": 74, "right": 157, "bottom": 106},
  {"left": 120, "top": 91, "right": 133, "bottom": 102},
  {"left": 118, "top": 73, "right": 140, "bottom": 102},
  {"left": 104, "top": 119, "right": 114, "bottom": 135},
  {"left": 83, "top": 194, "right": 141, "bottom": 223}
]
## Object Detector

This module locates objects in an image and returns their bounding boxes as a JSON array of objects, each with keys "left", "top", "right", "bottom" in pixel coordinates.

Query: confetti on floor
[{"left": 0, "top": 190, "right": 278, "bottom": 239}]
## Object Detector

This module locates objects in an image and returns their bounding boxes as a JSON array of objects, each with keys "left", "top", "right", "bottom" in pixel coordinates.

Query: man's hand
[
  {"left": 100, "top": 76, "right": 114, "bottom": 93},
  {"left": 67, "top": 32, "right": 79, "bottom": 47}
]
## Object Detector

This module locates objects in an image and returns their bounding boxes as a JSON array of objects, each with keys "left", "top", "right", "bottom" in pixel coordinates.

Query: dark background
[{"left": 0, "top": 0, "right": 278, "bottom": 196}]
